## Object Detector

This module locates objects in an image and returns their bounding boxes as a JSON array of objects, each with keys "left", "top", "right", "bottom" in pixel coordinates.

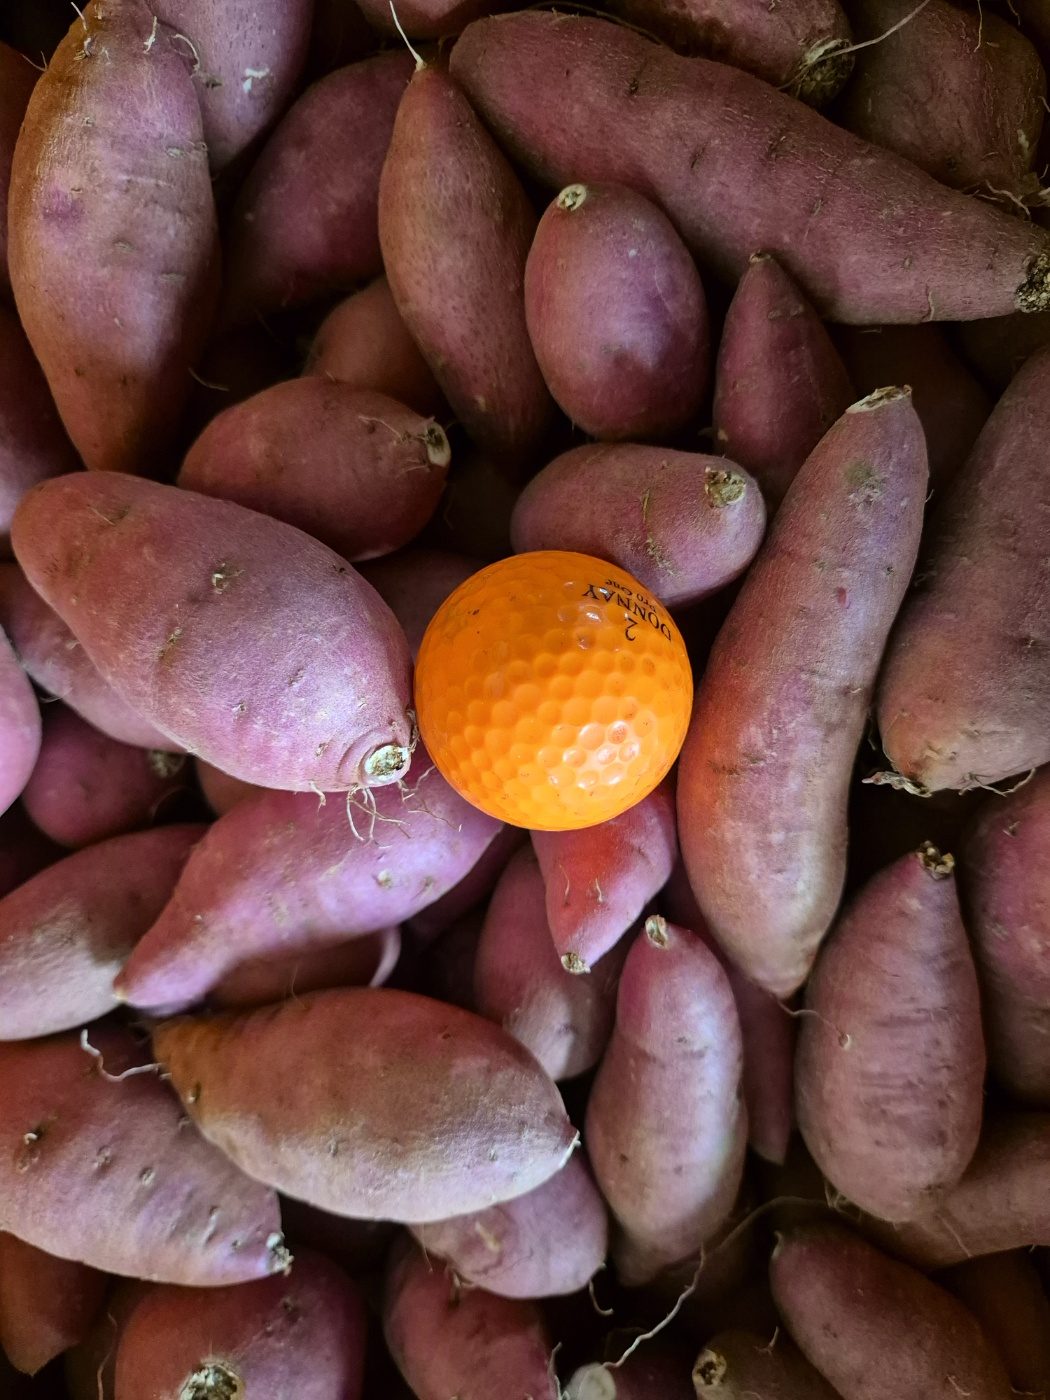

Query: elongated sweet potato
[
  {"left": 678, "top": 388, "right": 927, "bottom": 996},
  {"left": 960, "top": 767, "right": 1050, "bottom": 1105},
  {"left": 383, "top": 1239, "right": 558, "bottom": 1400},
  {"left": 379, "top": 63, "right": 554, "bottom": 461},
  {"left": 0, "top": 43, "right": 35, "bottom": 298},
  {"left": 426, "top": 446, "right": 518, "bottom": 561},
  {"left": 410, "top": 1154, "right": 608, "bottom": 1299},
  {"left": 223, "top": 53, "right": 412, "bottom": 324},
  {"left": 8, "top": 0, "right": 219, "bottom": 474},
  {"left": 713, "top": 253, "right": 855, "bottom": 509},
  {"left": 877, "top": 345, "right": 1050, "bottom": 790},
  {"left": 361, "top": 549, "right": 479, "bottom": 660},
  {"left": 692, "top": 1329, "right": 839, "bottom": 1399},
  {"left": 114, "top": 1251, "right": 366, "bottom": 1400},
  {"left": 587, "top": 916, "right": 747, "bottom": 1286},
  {"left": 117, "top": 759, "right": 499, "bottom": 1012},
  {"left": 796, "top": 844, "right": 985, "bottom": 1221},
  {"left": 12, "top": 473, "right": 414, "bottom": 791},
  {"left": 179, "top": 380, "right": 450, "bottom": 562},
  {"left": 511, "top": 445, "right": 765, "bottom": 608},
  {"left": 0, "top": 1235, "right": 106, "bottom": 1377},
  {"left": 0, "top": 1026, "right": 285, "bottom": 1283},
  {"left": 941, "top": 1251, "right": 1050, "bottom": 1398},
  {"left": 0, "top": 627, "right": 39, "bottom": 819},
  {"left": 154, "top": 987, "right": 576, "bottom": 1223},
  {"left": 450, "top": 12, "right": 1050, "bottom": 323},
  {"left": 211, "top": 925, "right": 401, "bottom": 1008}
]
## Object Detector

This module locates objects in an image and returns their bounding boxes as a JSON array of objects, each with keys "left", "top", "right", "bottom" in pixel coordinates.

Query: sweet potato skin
[
  {"left": 0, "top": 42, "right": 35, "bottom": 298},
  {"left": 154, "top": 987, "right": 576, "bottom": 1223},
  {"left": 8, "top": 0, "right": 219, "bottom": 474},
  {"left": 941, "top": 1251, "right": 1050, "bottom": 1398},
  {"left": 0, "top": 1235, "right": 106, "bottom": 1377},
  {"left": 360, "top": 549, "right": 479, "bottom": 660},
  {"left": 678, "top": 388, "right": 927, "bottom": 996},
  {"left": 0, "top": 627, "right": 39, "bottom": 818},
  {"left": 450, "top": 12, "right": 1050, "bottom": 323},
  {"left": 11, "top": 473, "right": 414, "bottom": 791},
  {"left": 194, "top": 758, "right": 261, "bottom": 814},
  {"left": 212, "top": 925, "right": 401, "bottom": 1009}
]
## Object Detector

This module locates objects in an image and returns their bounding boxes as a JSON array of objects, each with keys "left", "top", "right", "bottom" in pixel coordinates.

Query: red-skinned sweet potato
[
  {"left": 0, "top": 43, "right": 35, "bottom": 298},
  {"left": 117, "top": 758, "right": 499, "bottom": 1012},
  {"left": 511, "top": 445, "right": 765, "bottom": 608},
  {"left": 0, "top": 1235, "right": 106, "bottom": 1377},
  {"left": 0, "top": 627, "right": 39, "bottom": 819},
  {"left": 379, "top": 62, "right": 554, "bottom": 462},
  {"left": 692, "top": 1329, "right": 839, "bottom": 1399},
  {"left": 940, "top": 1251, "right": 1050, "bottom": 1398},
  {"left": 114, "top": 1251, "right": 366, "bottom": 1400},
  {"left": 955, "top": 307, "right": 1050, "bottom": 390},
  {"left": 194, "top": 758, "right": 262, "bottom": 815},
  {"left": 183, "top": 324, "right": 296, "bottom": 442},
  {"left": 64, "top": 1280, "right": 146, "bottom": 1400},
  {"left": 0, "top": 1026, "right": 285, "bottom": 1283},
  {"left": 450, "top": 12, "right": 1050, "bottom": 323},
  {"left": 713, "top": 253, "right": 855, "bottom": 510},
  {"left": 179, "top": 380, "right": 450, "bottom": 562},
  {"left": 154, "top": 986, "right": 576, "bottom": 1223},
  {"left": 679, "top": 387, "right": 927, "bottom": 996},
  {"left": 586, "top": 916, "right": 747, "bottom": 1286},
  {"left": 407, "top": 825, "right": 525, "bottom": 944},
  {"left": 211, "top": 925, "right": 401, "bottom": 1009},
  {"left": 12, "top": 473, "right": 415, "bottom": 791},
  {"left": 568, "top": 1351, "right": 695, "bottom": 1400},
  {"left": 360, "top": 548, "right": 479, "bottom": 660},
  {"left": 525, "top": 182, "right": 709, "bottom": 441}
]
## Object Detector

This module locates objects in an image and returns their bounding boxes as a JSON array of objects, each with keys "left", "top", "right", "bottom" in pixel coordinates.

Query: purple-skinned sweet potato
[
  {"left": 11, "top": 473, "right": 415, "bottom": 791},
  {"left": 531, "top": 778, "right": 677, "bottom": 972},
  {"left": 194, "top": 758, "right": 263, "bottom": 815},
  {"left": 473, "top": 846, "right": 624, "bottom": 1080},
  {"left": 379, "top": 62, "right": 554, "bottom": 462},
  {"left": 877, "top": 345, "right": 1050, "bottom": 791},
  {"left": 114, "top": 1251, "right": 366, "bottom": 1400},
  {"left": 511, "top": 445, "right": 765, "bottom": 608},
  {"left": 0, "top": 627, "right": 39, "bottom": 819},
  {"left": 525, "top": 182, "right": 709, "bottom": 441},
  {"left": 960, "top": 767, "right": 1050, "bottom": 1105},
  {"left": 678, "top": 388, "right": 927, "bottom": 997},
  {"left": 692, "top": 1330, "right": 839, "bottom": 1399},
  {"left": 211, "top": 925, "right": 401, "bottom": 1009},
  {"left": 407, "top": 825, "right": 526, "bottom": 944},
  {"left": 450, "top": 12, "right": 1050, "bottom": 324},
  {"left": 154, "top": 986, "right": 576, "bottom": 1223},
  {"left": 223, "top": 53, "right": 412, "bottom": 324},
  {"left": 0, "top": 43, "right": 35, "bottom": 299},
  {"left": 0, "top": 824, "right": 203, "bottom": 1040},
  {"left": 796, "top": 844, "right": 985, "bottom": 1221},
  {"left": 586, "top": 916, "right": 747, "bottom": 1286},
  {"left": 940, "top": 1251, "right": 1050, "bottom": 1398},
  {"left": 410, "top": 1153, "right": 608, "bottom": 1299},
  {"left": 179, "top": 380, "right": 450, "bottom": 562},
  {"left": 568, "top": 1350, "right": 695, "bottom": 1400},
  {"left": 0, "top": 1234, "right": 106, "bottom": 1377},
  {"left": 360, "top": 548, "right": 479, "bottom": 660},
  {"left": 116, "top": 758, "right": 499, "bottom": 1012},
  {"left": 382, "top": 1239, "right": 558, "bottom": 1400},
  {"left": 770, "top": 1224, "right": 1014, "bottom": 1400},
  {"left": 304, "top": 277, "right": 445, "bottom": 418},
  {"left": 8, "top": 0, "right": 219, "bottom": 474},
  {"left": 22, "top": 706, "right": 188, "bottom": 849},
  {"left": 0, "top": 1025, "right": 286, "bottom": 1283},
  {"left": 713, "top": 253, "right": 855, "bottom": 510}
]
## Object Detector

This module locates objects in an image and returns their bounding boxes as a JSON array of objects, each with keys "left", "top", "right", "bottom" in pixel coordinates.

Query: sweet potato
[
  {"left": 473, "top": 846, "right": 623, "bottom": 1080},
  {"left": 940, "top": 1251, "right": 1050, "bottom": 1398},
  {"left": 525, "top": 182, "right": 709, "bottom": 441},
  {"left": 692, "top": 1329, "right": 840, "bottom": 1399},
  {"left": 114, "top": 1251, "right": 366, "bottom": 1400},
  {"left": 0, "top": 806, "right": 58, "bottom": 900},
  {"left": 0, "top": 1235, "right": 106, "bottom": 1377},
  {"left": 304, "top": 277, "right": 445, "bottom": 418},
  {"left": 64, "top": 1280, "right": 146, "bottom": 1400},
  {"left": 183, "top": 324, "right": 296, "bottom": 442},
  {"left": 713, "top": 253, "right": 855, "bottom": 510},
  {"left": 450, "top": 12, "right": 1050, "bottom": 323},
  {"left": 955, "top": 307, "right": 1050, "bottom": 390},
  {"left": 382, "top": 1239, "right": 558, "bottom": 1400},
  {"left": 223, "top": 53, "right": 412, "bottom": 324},
  {"left": 586, "top": 916, "right": 747, "bottom": 1286},
  {"left": 355, "top": 0, "right": 496, "bottom": 40},
  {"left": 179, "top": 380, "right": 450, "bottom": 562},
  {"left": 770, "top": 1224, "right": 1014, "bottom": 1400},
  {"left": 117, "top": 759, "right": 499, "bottom": 1011},
  {"left": 845, "top": 775, "right": 976, "bottom": 891},
  {"left": 360, "top": 548, "right": 479, "bottom": 660},
  {"left": 194, "top": 758, "right": 262, "bottom": 815},
  {"left": 8, "top": 0, "right": 219, "bottom": 474},
  {"left": 511, "top": 445, "right": 765, "bottom": 609},
  {"left": 211, "top": 925, "right": 401, "bottom": 1008},
  {"left": 960, "top": 767, "right": 1050, "bottom": 1105},
  {"left": 842, "top": 0, "right": 1045, "bottom": 195},
  {"left": 379, "top": 63, "right": 554, "bottom": 461},
  {"left": 154, "top": 986, "right": 576, "bottom": 1222},
  {"left": 568, "top": 1351, "right": 695, "bottom": 1400},
  {"left": 0, "top": 1026, "right": 285, "bottom": 1283},
  {"left": 22, "top": 706, "right": 188, "bottom": 849},
  {"left": 426, "top": 446, "right": 518, "bottom": 560},
  {"left": 0, "top": 43, "right": 35, "bottom": 298},
  {"left": 410, "top": 1153, "right": 608, "bottom": 1299},
  {"left": 531, "top": 778, "right": 677, "bottom": 972},
  {"left": 877, "top": 345, "right": 1050, "bottom": 790},
  {"left": 12, "top": 473, "right": 415, "bottom": 791},
  {"left": 407, "top": 825, "right": 525, "bottom": 943},
  {"left": 678, "top": 388, "right": 927, "bottom": 996},
  {"left": 0, "top": 824, "right": 202, "bottom": 1039},
  {"left": 412, "top": 912, "right": 484, "bottom": 1008},
  {"left": 0, "top": 564, "right": 175, "bottom": 751},
  {"left": 796, "top": 844, "right": 985, "bottom": 1221},
  {"left": 0, "top": 627, "right": 39, "bottom": 819}
]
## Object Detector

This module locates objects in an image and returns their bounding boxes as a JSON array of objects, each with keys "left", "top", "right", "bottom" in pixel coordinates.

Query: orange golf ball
[{"left": 414, "top": 550, "right": 693, "bottom": 830}]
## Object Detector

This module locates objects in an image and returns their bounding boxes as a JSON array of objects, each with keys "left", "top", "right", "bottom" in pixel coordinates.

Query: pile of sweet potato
[{"left": 1, "top": 0, "right": 1049, "bottom": 1396}]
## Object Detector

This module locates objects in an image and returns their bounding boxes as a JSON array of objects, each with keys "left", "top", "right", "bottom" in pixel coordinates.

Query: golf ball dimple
[{"left": 414, "top": 551, "right": 694, "bottom": 831}]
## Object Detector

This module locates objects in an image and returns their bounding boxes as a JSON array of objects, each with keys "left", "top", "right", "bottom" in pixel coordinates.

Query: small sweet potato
[
  {"left": 360, "top": 548, "right": 479, "bottom": 660},
  {"left": 154, "top": 987, "right": 576, "bottom": 1223},
  {"left": 0, "top": 43, "right": 35, "bottom": 297},
  {"left": 183, "top": 324, "right": 295, "bottom": 441},
  {"left": 0, "top": 1235, "right": 106, "bottom": 1377},
  {"left": 940, "top": 1251, "right": 1050, "bottom": 1398},
  {"left": 0, "top": 1026, "right": 285, "bottom": 1283},
  {"left": 0, "top": 626, "right": 39, "bottom": 819},
  {"left": 211, "top": 925, "right": 401, "bottom": 1008},
  {"left": 511, "top": 445, "right": 765, "bottom": 608},
  {"left": 354, "top": 0, "right": 496, "bottom": 40},
  {"left": 692, "top": 1329, "right": 839, "bottom": 1399},
  {"left": 568, "top": 1352, "right": 694, "bottom": 1399},
  {"left": 179, "top": 380, "right": 450, "bottom": 562}
]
